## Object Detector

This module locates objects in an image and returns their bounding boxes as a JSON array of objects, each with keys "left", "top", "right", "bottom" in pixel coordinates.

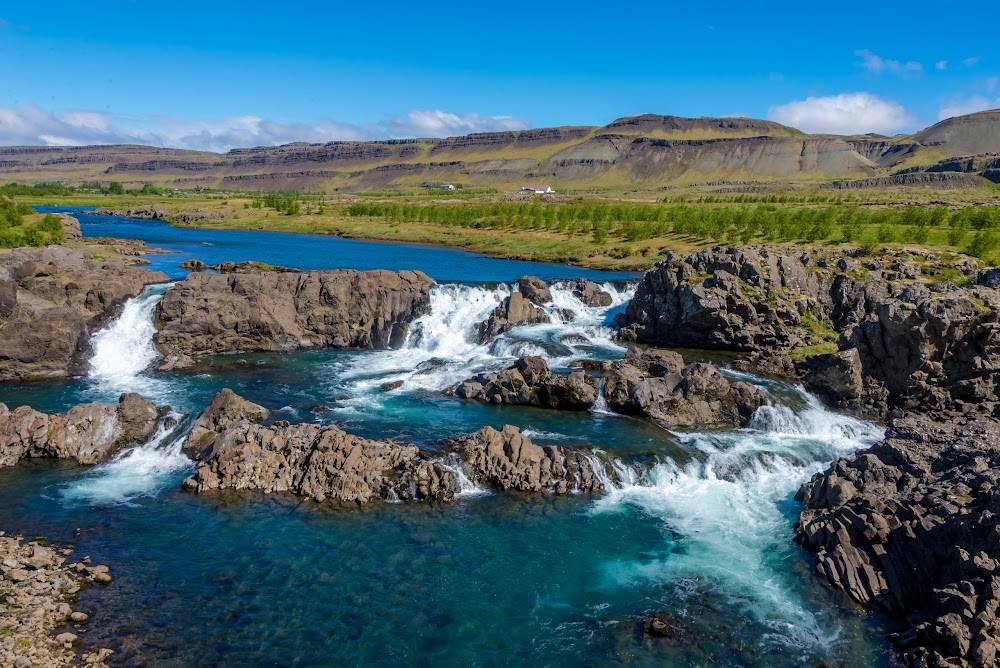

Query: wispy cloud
[
  {"left": 855, "top": 49, "right": 922, "bottom": 77},
  {"left": 938, "top": 96, "right": 999, "bottom": 120},
  {"left": 383, "top": 110, "right": 529, "bottom": 137},
  {"left": 0, "top": 104, "right": 532, "bottom": 151},
  {"left": 964, "top": 56, "right": 981, "bottom": 67},
  {"left": 936, "top": 60, "right": 948, "bottom": 71},
  {"left": 768, "top": 92, "right": 914, "bottom": 135}
]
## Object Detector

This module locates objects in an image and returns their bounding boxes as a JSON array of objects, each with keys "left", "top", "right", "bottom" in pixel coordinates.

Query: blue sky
[{"left": 1, "top": 0, "right": 998, "bottom": 150}]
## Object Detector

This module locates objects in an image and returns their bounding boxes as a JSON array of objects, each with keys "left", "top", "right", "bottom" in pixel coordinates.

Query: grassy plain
[{"left": 22, "top": 182, "right": 1000, "bottom": 271}]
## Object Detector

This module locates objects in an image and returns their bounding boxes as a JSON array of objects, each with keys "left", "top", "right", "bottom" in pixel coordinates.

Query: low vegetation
[{"left": 0, "top": 196, "right": 64, "bottom": 248}]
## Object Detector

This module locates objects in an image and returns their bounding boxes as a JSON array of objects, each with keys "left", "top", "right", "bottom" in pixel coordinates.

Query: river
[{"left": 0, "top": 208, "right": 897, "bottom": 666}]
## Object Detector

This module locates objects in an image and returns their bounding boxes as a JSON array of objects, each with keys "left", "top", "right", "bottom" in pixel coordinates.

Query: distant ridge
[{"left": 1, "top": 111, "right": 999, "bottom": 191}]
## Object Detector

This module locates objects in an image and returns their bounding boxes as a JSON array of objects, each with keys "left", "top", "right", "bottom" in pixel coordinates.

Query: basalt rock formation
[
  {"left": 0, "top": 246, "right": 168, "bottom": 380},
  {"left": 0, "top": 393, "right": 165, "bottom": 467},
  {"left": 453, "top": 355, "right": 599, "bottom": 410},
  {"left": 154, "top": 268, "right": 434, "bottom": 356},
  {"left": 446, "top": 424, "right": 607, "bottom": 494},
  {"left": 619, "top": 244, "right": 998, "bottom": 418},
  {"left": 797, "top": 416, "right": 1000, "bottom": 667},
  {"left": 181, "top": 388, "right": 270, "bottom": 459},
  {"left": 476, "top": 291, "right": 549, "bottom": 342},
  {"left": 597, "top": 347, "right": 766, "bottom": 428}
]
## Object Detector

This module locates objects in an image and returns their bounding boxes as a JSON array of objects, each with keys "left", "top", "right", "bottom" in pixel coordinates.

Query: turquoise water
[{"left": 0, "top": 212, "right": 900, "bottom": 666}]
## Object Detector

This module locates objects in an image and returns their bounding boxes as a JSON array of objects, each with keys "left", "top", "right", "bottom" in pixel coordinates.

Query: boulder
[
  {"left": 182, "top": 389, "right": 270, "bottom": 460},
  {"left": 453, "top": 356, "right": 599, "bottom": 410},
  {"left": 0, "top": 393, "right": 164, "bottom": 467},
  {"left": 603, "top": 350, "right": 765, "bottom": 429},
  {"left": 476, "top": 291, "right": 550, "bottom": 342},
  {"left": 516, "top": 276, "right": 552, "bottom": 304},
  {"left": 0, "top": 246, "right": 168, "bottom": 380},
  {"left": 802, "top": 348, "right": 864, "bottom": 404},
  {"left": 447, "top": 425, "right": 607, "bottom": 494},
  {"left": 59, "top": 214, "right": 82, "bottom": 240},
  {"left": 568, "top": 279, "right": 613, "bottom": 307},
  {"left": 155, "top": 269, "right": 434, "bottom": 357}
]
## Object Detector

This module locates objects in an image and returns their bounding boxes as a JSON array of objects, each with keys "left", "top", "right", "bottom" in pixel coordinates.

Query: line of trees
[{"left": 345, "top": 200, "right": 1000, "bottom": 258}]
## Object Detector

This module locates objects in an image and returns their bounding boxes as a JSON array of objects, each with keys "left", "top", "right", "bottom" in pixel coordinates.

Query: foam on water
[
  {"left": 61, "top": 413, "right": 191, "bottom": 506},
  {"left": 88, "top": 284, "right": 171, "bottom": 399},
  {"left": 593, "top": 388, "right": 884, "bottom": 654},
  {"left": 330, "top": 282, "right": 633, "bottom": 405}
]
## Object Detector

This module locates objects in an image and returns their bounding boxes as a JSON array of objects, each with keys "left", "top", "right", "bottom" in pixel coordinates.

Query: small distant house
[
  {"left": 440, "top": 184, "right": 456, "bottom": 191},
  {"left": 519, "top": 185, "right": 554, "bottom": 194}
]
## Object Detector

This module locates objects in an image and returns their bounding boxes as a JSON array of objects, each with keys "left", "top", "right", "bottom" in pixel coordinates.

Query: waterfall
[
  {"left": 88, "top": 284, "right": 170, "bottom": 398},
  {"left": 61, "top": 412, "right": 192, "bottom": 506}
]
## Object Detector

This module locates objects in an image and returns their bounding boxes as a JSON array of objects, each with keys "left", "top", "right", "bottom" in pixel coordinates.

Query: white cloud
[
  {"left": 855, "top": 49, "right": 922, "bottom": 77},
  {"left": 768, "top": 92, "right": 915, "bottom": 135},
  {"left": 936, "top": 60, "right": 948, "bottom": 71},
  {"left": 384, "top": 110, "right": 529, "bottom": 137},
  {"left": 938, "top": 96, "right": 999, "bottom": 120},
  {"left": 987, "top": 77, "right": 999, "bottom": 93},
  {"left": 964, "top": 56, "right": 981, "bottom": 67},
  {"left": 0, "top": 104, "right": 531, "bottom": 151}
]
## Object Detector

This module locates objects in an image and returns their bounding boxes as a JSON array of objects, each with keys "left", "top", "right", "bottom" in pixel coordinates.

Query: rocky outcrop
[
  {"left": 59, "top": 214, "right": 81, "bottom": 240},
  {"left": 181, "top": 388, "right": 270, "bottom": 459},
  {"left": 599, "top": 348, "right": 766, "bottom": 428},
  {"left": 620, "top": 245, "right": 999, "bottom": 419},
  {"left": 0, "top": 246, "right": 168, "bottom": 380},
  {"left": 797, "top": 416, "right": 1000, "bottom": 667},
  {"left": 567, "top": 278, "right": 613, "bottom": 307},
  {"left": 0, "top": 533, "right": 115, "bottom": 668},
  {"left": 476, "top": 291, "right": 549, "bottom": 342},
  {"left": 155, "top": 269, "right": 434, "bottom": 356},
  {"left": 516, "top": 276, "right": 552, "bottom": 304},
  {"left": 0, "top": 394, "right": 164, "bottom": 467},
  {"left": 92, "top": 207, "right": 169, "bottom": 220},
  {"left": 453, "top": 356, "right": 599, "bottom": 410},
  {"left": 181, "top": 390, "right": 457, "bottom": 504},
  {"left": 618, "top": 246, "right": 835, "bottom": 351},
  {"left": 447, "top": 424, "right": 607, "bottom": 494}
]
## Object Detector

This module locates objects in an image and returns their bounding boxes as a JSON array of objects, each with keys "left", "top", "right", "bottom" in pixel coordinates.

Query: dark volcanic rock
[
  {"left": 453, "top": 356, "right": 599, "bottom": 410},
  {"left": 797, "top": 415, "right": 1000, "bottom": 667},
  {"left": 0, "top": 394, "right": 164, "bottom": 467},
  {"left": 447, "top": 424, "right": 607, "bottom": 494},
  {"left": 476, "top": 291, "right": 550, "bottom": 342},
  {"left": 0, "top": 246, "right": 168, "bottom": 380},
  {"left": 601, "top": 347, "right": 766, "bottom": 428},
  {"left": 568, "top": 278, "right": 613, "bottom": 307},
  {"left": 155, "top": 269, "right": 434, "bottom": 356}
]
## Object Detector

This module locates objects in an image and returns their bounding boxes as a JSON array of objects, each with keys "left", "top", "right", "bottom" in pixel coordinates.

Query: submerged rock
[
  {"left": 447, "top": 424, "right": 607, "bottom": 494},
  {"left": 0, "top": 246, "right": 168, "bottom": 380},
  {"left": 155, "top": 268, "right": 434, "bottom": 356},
  {"left": 797, "top": 415, "right": 1000, "bottom": 666},
  {"left": 0, "top": 393, "right": 165, "bottom": 467},
  {"left": 0, "top": 534, "right": 115, "bottom": 668}
]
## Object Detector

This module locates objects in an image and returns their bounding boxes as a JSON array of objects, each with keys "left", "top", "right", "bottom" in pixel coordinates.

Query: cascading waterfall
[
  {"left": 61, "top": 412, "right": 191, "bottom": 506},
  {"left": 68, "top": 285, "right": 194, "bottom": 505},
  {"left": 88, "top": 284, "right": 170, "bottom": 399},
  {"left": 591, "top": 388, "right": 884, "bottom": 653}
]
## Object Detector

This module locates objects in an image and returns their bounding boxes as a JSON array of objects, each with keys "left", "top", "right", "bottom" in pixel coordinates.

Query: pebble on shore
[{"left": 0, "top": 532, "right": 114, "bottom": 668}]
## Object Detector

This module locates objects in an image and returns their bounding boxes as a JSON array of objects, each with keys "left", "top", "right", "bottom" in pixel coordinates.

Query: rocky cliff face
[
  {"left": 154, "top": 269, "right": 434, "bottom": 356},
  {"left": 0, "top": 246, "right": 168, "bottom": 380},
  {"left": 797, "top": 416, "right": 1000, "bottom": 667},
  {"left": 0, "top": 393, "right": 165, "bottom": 467}
]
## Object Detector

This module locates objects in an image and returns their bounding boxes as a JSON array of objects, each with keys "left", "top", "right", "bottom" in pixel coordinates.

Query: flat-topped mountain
[{"left": 1, "top": 111, "right": 999, "bottom": 191}]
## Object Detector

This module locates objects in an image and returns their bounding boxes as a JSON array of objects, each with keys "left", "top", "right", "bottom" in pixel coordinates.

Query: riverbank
[{"left": 0, "top": 533, "right": 114, "bottom": 668}]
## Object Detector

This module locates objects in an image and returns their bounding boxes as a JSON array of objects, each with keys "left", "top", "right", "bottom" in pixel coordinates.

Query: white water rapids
[{"left": 65, "top": 278, "right": 886, "bottom": 655}]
